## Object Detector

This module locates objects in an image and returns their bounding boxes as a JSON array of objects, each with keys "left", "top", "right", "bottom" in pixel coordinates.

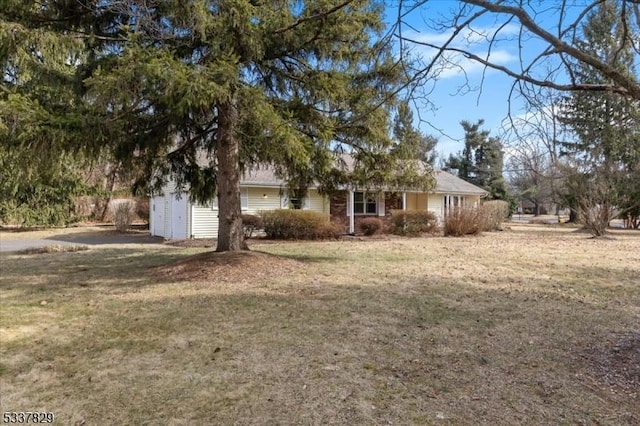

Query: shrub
[
  {"left": 444, "top": 207, "right": 486, "bottom": 237},
  {"left": 241, "top": 214, "right": 263, "bottom": 239},
  {"left": 260, "top": 209, "right": 343, "bottom": 240},
  {"left": 358, "top": 217, "right": 383, "bottom": 236},
  {"left": 390, "top": 210, "right": 439, "bottom": 236},
  {"left": 480, "top": 200, "right": 510, "bottom": 231},
  {"left": 315, "top": 221, "right": 345, "bottom": 239},
  {"left": 112, "top": 200, "right": 135, "bottom": 232}
]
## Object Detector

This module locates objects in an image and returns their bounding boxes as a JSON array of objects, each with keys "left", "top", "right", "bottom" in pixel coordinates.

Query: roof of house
[
  {"left": 239, "top": 163, "right": 487, "bottom": 196},
  {"left": 432, "top": 170, "right": 488, "bottom": 195},
  {"left": 240, "top": 166, "right": 284, "bottom": 187}
]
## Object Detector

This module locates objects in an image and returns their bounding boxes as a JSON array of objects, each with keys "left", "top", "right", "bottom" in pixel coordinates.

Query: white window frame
[
  {"left": 353, "top": 191, "right": 378, "bottom": 215},
  {"left": 241, "top": 188, "right": 248, "bottom": 210}
]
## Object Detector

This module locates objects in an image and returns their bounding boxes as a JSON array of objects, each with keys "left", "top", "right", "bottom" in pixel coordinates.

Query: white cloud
[
  {"left": 401, "top": 23, "right": 520, "bottom": 79},
  {"left": 436, "top": 49, "right": 517, "bottom": 79},
  {"left": 407, "top": 23, "right": 520, "bottom": 47}
]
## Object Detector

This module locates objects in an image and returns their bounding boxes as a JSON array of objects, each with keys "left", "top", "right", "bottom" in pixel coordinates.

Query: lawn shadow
[
  {"left": 0, "top": 247, "right": 193, "bottom": 298},
  {"left": 271, "top": 252, "right": 341, "bottom": 264},
  {"left": 45, "top": 230, "right": 164, "bottom": 246}
]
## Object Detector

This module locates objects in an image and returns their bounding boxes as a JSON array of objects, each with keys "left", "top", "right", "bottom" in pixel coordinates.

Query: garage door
[
  {"left": 170, "top": 194, "right": 188, "bottom": 240},
  {"left": 152, "top": 196, "right": 165, "bottom": 237}
]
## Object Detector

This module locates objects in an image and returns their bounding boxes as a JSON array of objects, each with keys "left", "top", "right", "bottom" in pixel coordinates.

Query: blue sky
[{"left": 383, "top": 1, "right": 540, "bottom": 160}]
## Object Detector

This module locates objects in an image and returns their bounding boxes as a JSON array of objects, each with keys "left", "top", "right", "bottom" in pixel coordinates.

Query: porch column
[
  {"left": 402, "top": 192, "right": 407, "bottom": 211},
  {"left": 348, "top": 190, "right": 355, "bottom": 234}
]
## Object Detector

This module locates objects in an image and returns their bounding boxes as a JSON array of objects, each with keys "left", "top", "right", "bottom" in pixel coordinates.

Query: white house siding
[
  {"left": 246, "top": 187, "right": 282, "bottom": 212},
  {"left": 163, "top": 195, "right": 170, "bottom": 238},
  {"left": 191, "top": 203, "right": 218, "bottom": 238},
  {"left": 307, "top": 189, "right": 329, "bottom": 213},
  {"left": 190, "top": 187, "right": 282, "bottom": 239},
  {"left": 161, "top": 186, "right": 331, "bottom": 240},
  {"left": 427, "top": 194, "right": 444, "bottom": 221}
]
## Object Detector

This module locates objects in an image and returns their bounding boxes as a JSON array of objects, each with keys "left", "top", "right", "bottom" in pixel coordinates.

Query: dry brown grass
[
  {"left": 16, "top": 245, "right": 90, "bottom": 255},
  {"left": 0, "top": 226, "right": 108, "bottom": 241},
  {"left": 1, "top": 227, "right": 639, "bottom": 425}
]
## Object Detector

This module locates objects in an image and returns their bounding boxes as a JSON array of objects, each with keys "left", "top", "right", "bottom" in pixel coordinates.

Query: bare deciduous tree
[{"left": 397, "top": 0, "right": 640, "bottom": 101}]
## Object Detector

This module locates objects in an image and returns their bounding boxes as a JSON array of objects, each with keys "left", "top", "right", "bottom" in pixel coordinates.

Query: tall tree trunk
[
  {"left": 99, "top": 166, "right": 119, "bottom": 222},
  {"left": 569, "top": 208, "right": 578, "bottom": 223},
  {"left": 216, "top": 97, "right": 248, "bottom": 252}
]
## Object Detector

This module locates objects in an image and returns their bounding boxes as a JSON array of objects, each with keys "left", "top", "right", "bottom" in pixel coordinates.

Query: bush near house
[
  {"left": 112, "top": 200, "right": 135, "bottom": 232},
  {"left": 260, "top": 210, "right": 343, "bottom": 240},
  {"left": 480, "top": 200, "right": 510, "bottom": 231},
  {"left": 444, "top": 207, "right": 485, "bottom": 237},
  {"left": 357, "top": 217, "right": 384, "bottom": 236},
  {"left": 241, "top": 214, "right": 263, "bottom": 239},
  {"left": 390, "top": 210, "right": 439, "bottom": 236}
]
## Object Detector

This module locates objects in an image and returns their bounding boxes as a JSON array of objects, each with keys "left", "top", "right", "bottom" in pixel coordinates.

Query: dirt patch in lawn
[
  {"left": 154, "top": 250, "right": 303, "bottom": 283},
  {"left": 577, "top": 331, "right": 640, "bottom": 397}
]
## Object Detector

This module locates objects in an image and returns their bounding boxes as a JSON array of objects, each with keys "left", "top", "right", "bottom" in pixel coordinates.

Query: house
[{"left": 150, "top": 165, "right": 487, "bottom": 240}]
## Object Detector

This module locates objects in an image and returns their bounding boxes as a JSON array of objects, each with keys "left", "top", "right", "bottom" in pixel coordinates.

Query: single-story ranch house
[{"left": 150, "top": 166, "right": 487, "bottom": 240}]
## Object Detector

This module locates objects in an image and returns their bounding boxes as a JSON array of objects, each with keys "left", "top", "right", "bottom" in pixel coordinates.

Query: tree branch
[
  {"left": 272, "top": 0, "right": 355, "bottom": 35},
  {"left": 463, "top": 0, "right": 640, "bottom": 99}
]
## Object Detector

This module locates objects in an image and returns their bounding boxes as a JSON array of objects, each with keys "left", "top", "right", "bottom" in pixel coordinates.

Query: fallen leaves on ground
[
  {"left": 154, "top": 250, "right": 303, "bottom": 284},
  {"left": 577, "top": 331, "right": 640, "bottom": 398}
]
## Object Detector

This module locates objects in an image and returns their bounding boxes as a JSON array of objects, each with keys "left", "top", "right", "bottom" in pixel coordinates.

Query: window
[
  {"left": 241, "top": 188, "right": 248, "bottom": 210},
  {"left": 354, "top": 192, "right": 377, "bottom": 214},
  {"left": 289, "top": 197, "right": 303, "bottom": 209}
]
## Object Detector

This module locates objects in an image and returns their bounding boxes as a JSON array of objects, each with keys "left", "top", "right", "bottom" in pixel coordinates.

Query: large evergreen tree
[
  {"left": 2, "top": 1, "right": 418, "bottom": 249},
  {"left": 559, "top": 0, "right": 640, "bottom": 230},
  {"left": 445, "top": 119, "right": 508, "bottom": 200},
  {"left": 0, "top": 1, "right": 99, "bottom": 225}
]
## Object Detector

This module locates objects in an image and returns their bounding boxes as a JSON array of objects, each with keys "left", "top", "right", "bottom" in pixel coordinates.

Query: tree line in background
[
  {"left": 505, "top": 0, "right": 640, "bottom": 233},
  {"left": 394, "top": 0, "right": 639, "bottom": 234},
  {"left": 444, "top": 119, "right": 509, "bottom": 203}
]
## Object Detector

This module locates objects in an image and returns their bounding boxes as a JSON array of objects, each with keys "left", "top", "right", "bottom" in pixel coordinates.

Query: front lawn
[{"left": 1, "top": 226, "right": 638, "bottom": 424}]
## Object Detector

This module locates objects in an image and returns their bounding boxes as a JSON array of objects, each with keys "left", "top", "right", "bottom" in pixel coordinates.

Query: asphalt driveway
[{"left": 0, "top": 228, "right": 165, "bottom": 253}]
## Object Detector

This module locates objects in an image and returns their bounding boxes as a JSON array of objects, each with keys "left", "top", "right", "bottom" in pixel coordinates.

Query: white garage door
[
  {"left": 151, "top": 196, "right": 165, "bottom": 237},
  {"left": 170, "top": 194, "right": 188, "bottom": 240}
]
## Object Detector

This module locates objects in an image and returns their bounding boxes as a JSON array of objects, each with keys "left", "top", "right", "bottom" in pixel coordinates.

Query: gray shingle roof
[
  {"left": 240, "top": 167, "right": 283, "bottom": 186},
  {"left": 432, "top": 169, "right": 488, "bottom": 195},
  {"left": 238, "top": 162, "right": 486, "bottom": 196}
]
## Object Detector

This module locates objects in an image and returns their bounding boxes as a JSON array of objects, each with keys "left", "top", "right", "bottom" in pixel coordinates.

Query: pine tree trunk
[
  {"left": 216, "top": 97, "right": 248, "bottom": 252},
  {"left": 99, "top": 167, "right": 118, "bottom": 222},
  {"left": 569, "top": 208, "right": 578, "bottom": 223}
]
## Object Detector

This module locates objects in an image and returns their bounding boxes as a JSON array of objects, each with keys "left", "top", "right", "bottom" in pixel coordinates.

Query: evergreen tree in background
[
  {"left": 445, "top": 119, "right": 508, "bottom": 201},
  {"left": 559, "top": 0, "right": 640, "bottom": 229},
  {"left": 0, "top": 1, "right": 93, "bottom": 225},
  {"left": 392, "top": 101, "right": 437, "bottom": 165}
]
